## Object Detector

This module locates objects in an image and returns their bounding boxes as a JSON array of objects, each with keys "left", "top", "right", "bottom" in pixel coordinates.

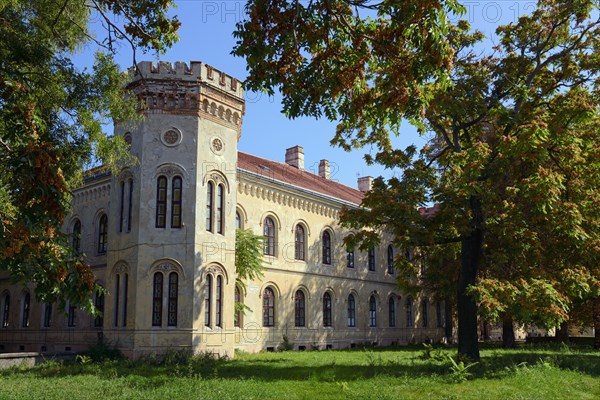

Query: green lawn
[{"left": 1, "top": 344, "right": 599, "bottom": 399}]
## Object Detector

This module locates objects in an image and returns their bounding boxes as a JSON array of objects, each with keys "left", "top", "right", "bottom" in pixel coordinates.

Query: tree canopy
[
  {"left": 234, "top": 0, "right": 600, "bottom": 358},
  {"left": 0, "top": 0, "right": 179, "bottom": 311}
]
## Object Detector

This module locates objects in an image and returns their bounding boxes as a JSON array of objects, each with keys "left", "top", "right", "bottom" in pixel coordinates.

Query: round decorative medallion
[
  {"left": 163, "top": 130, "right": 179, "bottom": 144},
  {"left": 160, "top": 128, "right": 182, "bottom": 147},
  {"left": 212, "top": 138, "right": 223, "bottom": 152}
]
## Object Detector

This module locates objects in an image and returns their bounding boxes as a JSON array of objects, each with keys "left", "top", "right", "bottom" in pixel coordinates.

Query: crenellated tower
[{"left": 106, "top": 61, "right": 244, "bottom": 357}]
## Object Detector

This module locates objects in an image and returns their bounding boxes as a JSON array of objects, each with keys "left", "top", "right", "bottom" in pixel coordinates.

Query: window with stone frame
[
  {"left": 323, "top": 292, "right": 333, "bottom": 327},
  {"left": 263, "top": 287, "right": 275, "bottom": 327},
  {"left": 294, "top": 290, "right": 305, "bottom": 327}
]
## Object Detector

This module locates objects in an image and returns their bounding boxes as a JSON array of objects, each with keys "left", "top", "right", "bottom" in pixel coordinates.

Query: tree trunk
[
  {"left": 593, "top": 297, "right": 600, "bottom": 350},
  {"left": 556, "top": 321, "right": 569, "bottom": 342},
  {"left": 502, "top": 313, "right": 516, "bottom": 349},
  {"left": 457, "top": 196, "right": 482, "bottom": 362}
]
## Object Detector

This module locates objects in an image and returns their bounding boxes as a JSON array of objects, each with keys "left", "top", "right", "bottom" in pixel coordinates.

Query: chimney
[
  {"left": 318, "top": 160, "right": 330, "bottom": 179},
  {"left": 285, "top": 145, "right": 304, "bottom": 169},
  {"left": 357, "top": 176, "right": 373, "bottom": 192}
]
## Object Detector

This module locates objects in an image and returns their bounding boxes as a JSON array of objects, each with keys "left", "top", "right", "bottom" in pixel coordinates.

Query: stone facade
[{"left": 0, "top": 61, "right": 447, "bottom": 357}]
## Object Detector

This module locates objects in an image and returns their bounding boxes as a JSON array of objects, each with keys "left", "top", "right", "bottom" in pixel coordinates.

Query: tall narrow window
[
  {"left": 295, "top": 225, "right": 305, "bottom": 260},
  {"left": 72, "top": 220, "right": 81, "bottom": 253},
  {"left": 204, "top": 275, "right": 212, "bottom": 326},
  {"left": 21, "top": 292, "right": 30, "bottom": 328},
  {"left": 406, "top": 297, "right": 414, "bottom": 328},
  {"left": 323, "top": 292, "right": 332, "bottom": 327},
  {"left": 67, "top": 303, "right": 77, "bottom": 327},
  {"left": 122, "top": 274, "right": 128, "bottom": 327},
  {"left": 127, "top": 179, "right": 133, "bottom": 232},
  {"left": 262, "top": 287, "right": 275, "bottom": 327},
  {"left": 167, "top": 272, "right": 178, "bottom": 326},
  {"left": 369, "top": 295, "right": 377, "bottom": 327},
  {"left": 119, "top": 181, "right": 125, "bottom": 232},
  {"left": 94, "top": 290, "right": 104, "bottom": 327},
  {"left": 368, "top": 248, "right": 375, "bottom": 271},
  {"left": 43, "top": 303, "right": 52, "bottom": 328},
  {"left": 388, "top": 298, "right": 396, "bottom": 327},
  {"left": 294, "top": 290, "right": 305, "bottom": 327},
  {"left": 171, "top": 177, "right": 182, "bottom": 228},
  {"left": 234, "top": 286, "right": 241, "bottom": 327},
  {"left": 347, "top": 294, "right": 356, "bottom": 327},
  {"left": 347, "top": 249, "right": 354, "bottom": 268},
  {"left": 422, "top": 299, "right": 429, "bottom": 328},
  {"left": 436, "top": 302, "right": 443, "bottom": 328},
  {"left": 235, "top": 211, "right": 242, "bottom": 229},
  {"left": 156, "top": 176, "right": 167, "bottom": 228},
  {"left": 97, "top": 214, "right": 108, "bottom": 254},
  {"left": 2, "top": 294, "right": 9, "bottom": 327},
  {"left": 263, "top": 217, "right": 275, "bottom": 256},
  {"left": 387, "top": 245, "right": 394, "bottom": 274},
  {"left": 152, "top": 273, "right": 163, "bottom": 326},
  {"left": 216, "top": 184, "right": 224, "bottom": 234},
  {"left": 206, "top": 182, "right": 214, "bottom": 231},
  {"left": 322, "top": 231, "right": 332, "bottom": 265},
  {"left": 216, "top": 276, "right": 222, "bottom": 327},
  {"left": 114, "top": 275, "right": 120, "bottom": 327}
]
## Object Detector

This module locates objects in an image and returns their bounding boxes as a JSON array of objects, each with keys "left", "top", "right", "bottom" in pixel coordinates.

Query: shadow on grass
[{"left": 1, "top": 344, "right": 598, "bottom": 383}]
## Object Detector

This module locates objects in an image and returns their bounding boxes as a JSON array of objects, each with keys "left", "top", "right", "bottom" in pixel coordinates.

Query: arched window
[
  {"left": 152, "top": 272, "right": 163, "bottom": 326},
  {"left": 295, "top": 225, "right": 305, "bottom": 261},
  {"left": 167, "top": 272, "right": 178, "bottom": 326},
  {"left": 369, "top": 295, "right": 377, "bottom": 327},
  {"left": 114, "top": 273, "right": 128, "bottom": 328},
  {"left": 368, "top": 247, "right": 375, "bottom": 271},
  {"left": 347, "top": 294, "right": 356, "bottom": 327},
  {"left": 216, "top": 184, "right": 224, "bottom": 234},
  {"left": 422, "top": 299, "right": 429, "bottom": 328},
  {"left": 406, "top": 297, "right": 414, "bottom": 328},
  {"left": 42, "top": 303, "right": 52, "bottom": 328},
  {"left": 72, "top": 220, "right": 81, "bottom": 253},
  {"left": 436, "top": 302, "right": 444, "bottom": 328},
  {"left": 235, "top": 211, "right": 242, "bottom": 229},
  {"left": 387, "top": 245, "right": 394, "bottom": 274},
  {"left": 127, "top": 179, "right": 134, "bottom": 232},
  {"left": 206, "top": 182, "right": 214, "bottom": 232},
  {"left": 2, "top": 293, "right": 9, "bottom": 327},
  {"left": 323, "top": 292, "right": 332, "bottom": 327},
  {"left": 119, "top": 181, "right": 125, "bottom": 232},
  {"left": 122, "top": 274, "right": 129, "bottom": 327},
  {"left": 322, "top": 231, "right": 332, "bottom": 265},
  {"left": 21, "top": 292, "right": 30, "bottom": 328},
  {"left": 156, "top": 176, "right": 167, "bottom": 228},
  {"left": 234, "top": 286, "right": 242, "bottom": 327},
  {"left": 262, "top": 287, "right": 275, "bottom": 327},
  {"left": 171, "top": 177, "right": 182, "bottom": 228},
  {"left": 216, "top": 276, "right": 223, "bottom": 327},
  {"left": 205, "top": 275, "right": 212, "bottom": 326},
  {"left": 97, "top": 214, "right": 108, "bottom": 254},
  {"left": 94, "top": 289, "right": 104, "bottom": 327},
  {"left": 263, "top": 217, "right": 276, "bottom": 256},
  {"left": 294, "top": 290, "right": 305, "bottom": 327},
  {"left": 388, "top": 297, "right": 396, "bottom": 327},
  {"left": 346, "top": 248, "right": 354, "bottom": 268}
]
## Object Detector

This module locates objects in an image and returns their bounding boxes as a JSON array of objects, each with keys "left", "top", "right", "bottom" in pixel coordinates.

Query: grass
[{"left": 0, "top": 343, "right": 599, "bottom": 399}]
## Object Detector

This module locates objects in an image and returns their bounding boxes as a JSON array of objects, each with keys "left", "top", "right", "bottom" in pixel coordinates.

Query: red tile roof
[{"left": 237, "top": 151, "right": 364, "bottom": 205}]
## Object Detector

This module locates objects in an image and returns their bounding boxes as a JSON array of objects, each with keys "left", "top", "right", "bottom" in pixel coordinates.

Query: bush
[{"left": 86, "top": 338, "right": 123, "bottom": 362}]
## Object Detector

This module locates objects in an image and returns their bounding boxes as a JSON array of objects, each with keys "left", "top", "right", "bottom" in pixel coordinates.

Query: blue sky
[{"left": 75, "top": 1, "right": 536, "bottom": 190}]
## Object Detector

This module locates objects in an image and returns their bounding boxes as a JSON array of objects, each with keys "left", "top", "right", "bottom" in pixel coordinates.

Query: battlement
[{"left": 129, "top": 61, "right": 243, "bottom": 99}]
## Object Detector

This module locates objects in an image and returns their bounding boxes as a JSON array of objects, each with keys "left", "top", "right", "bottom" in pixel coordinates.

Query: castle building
[{"left": 0, "top": 61, "right": 447, "bottom": 357}]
